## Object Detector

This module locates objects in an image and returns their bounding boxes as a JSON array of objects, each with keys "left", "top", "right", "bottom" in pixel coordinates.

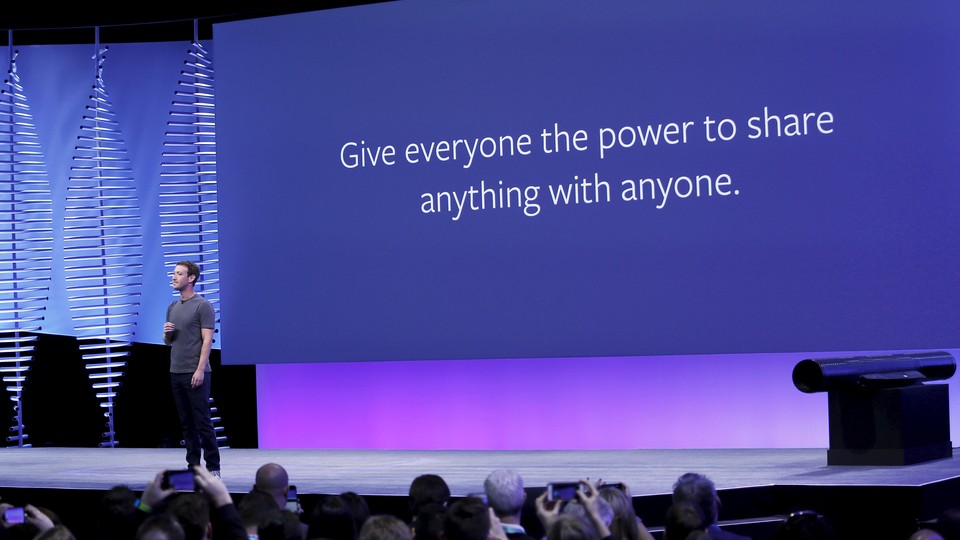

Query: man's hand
[
  {"left": 575, "top": 480, "right": 611, "bottom": 539},
  {"left": 142, "top": 470, "right": 177, "bottom": 508},
  {"left": 194, "top": 466, "right": 232, "bottom": 508},
  {"left": 191, "top": 368, "right": 205, "bottom": 388},
  {"left": 24, "top": 505, "right": 54, "bottom": 533},
  {"left": 535, "top": 491, "right": 561, "bottom": 532},
  {"left": 163, "top": 322, "right": 176, "bottom": 343}
]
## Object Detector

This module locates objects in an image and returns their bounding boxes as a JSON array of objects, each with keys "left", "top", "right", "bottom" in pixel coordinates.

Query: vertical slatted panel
[
  {"left": 63, "top": 38, "right": 143, "bottom": 448},
  {"left": 0, "top": 44, "right": 54, "bottom": 447}
]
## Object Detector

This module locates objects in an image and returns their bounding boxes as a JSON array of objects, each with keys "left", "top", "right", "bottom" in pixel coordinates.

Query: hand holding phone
[
  {"left": 162, "top": 469, "right": 196, "bottom": 491},
  {"left": 285, "top": 485, "right": 299, "bottom": 512},
  {"left": 546, "top": 481, "right": 584, "bottom": 502},
  {"left": 3, "top": 507, "right": 25, "bottom": 525}
]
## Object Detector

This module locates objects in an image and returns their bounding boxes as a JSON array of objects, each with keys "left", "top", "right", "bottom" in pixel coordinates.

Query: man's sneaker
[{"left": 210, "top": 470, "right": 221, "bottom": 479}]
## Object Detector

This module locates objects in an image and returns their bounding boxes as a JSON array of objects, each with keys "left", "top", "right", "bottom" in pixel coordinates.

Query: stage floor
[{"left": 2, "top": 446, "right": 959, "bottom": 497}]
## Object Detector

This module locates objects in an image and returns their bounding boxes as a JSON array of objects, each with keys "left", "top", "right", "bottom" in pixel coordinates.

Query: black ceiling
[{"left": 2, "top": 2, "right": 388, "bottom": 45}]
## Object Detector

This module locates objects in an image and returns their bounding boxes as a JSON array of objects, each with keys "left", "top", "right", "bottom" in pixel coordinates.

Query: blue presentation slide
[{"left": 214, "top": 0, "right": 960, "bottom": 364}]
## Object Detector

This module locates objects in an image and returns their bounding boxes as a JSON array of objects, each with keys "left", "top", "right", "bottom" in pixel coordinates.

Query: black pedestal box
[{"left": 827, "top": 384, "right": 952, "bottom": 466}]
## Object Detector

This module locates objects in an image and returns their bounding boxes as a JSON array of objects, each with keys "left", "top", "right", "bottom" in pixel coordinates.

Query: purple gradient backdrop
[{"left": 257, "top": 352, "right": 839, "bottom": 449}]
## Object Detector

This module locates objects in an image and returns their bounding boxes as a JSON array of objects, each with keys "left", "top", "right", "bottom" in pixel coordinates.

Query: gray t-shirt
[{"left": 166, "top": 294, "right": 216, "bottom": 374}]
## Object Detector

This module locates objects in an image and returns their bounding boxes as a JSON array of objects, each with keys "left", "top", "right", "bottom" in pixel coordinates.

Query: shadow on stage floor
[{"left": 2, "top": 447, "right": 959, "bottom": 539}]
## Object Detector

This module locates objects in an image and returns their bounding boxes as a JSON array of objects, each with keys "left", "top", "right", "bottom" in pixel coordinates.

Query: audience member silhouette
[
  {"left": 342, "top": 492, "right": 371, "bottom": 537},
  {"left": 411, "top": 506, "right": 445, "bottom": 540},
  {"left": 307, "top": 494, "right": 356, "bottom": 540},
  {"left": 596, "top": 483, "right": 654, "bottom": 540},
  {"left": 359, "top": 515, "right": 413, "bottom": 540},
  {"left": 257, "top": 508, "right": 304, "bottom": 540},
  {"left": 254, "top": 464, "right": 293, "bottom": 512},
  {"left": 239, "top": 489, "right": 281, "bottom": 538},
  {"left": 545, "top": 515, "right": 599, "bottom": 540},
  {"left": 672, "top": 473, "right": 750, "bottom": 540},
  {"left": 484, "top": 469, "right": 535, "bottom": 540},
  {"left": 535, "top": 481, "right": 610, "bottom": 540},
  {"left": 408, "top": 475, "right": 450, "bottom": 525},
  {"left": 560, "top": 497, "right": 613, "bottom": 539},
  {"left": 166, "top": 494, "right": 212, "bottom": 540},
  {"left": 137, "top": 514, "right": 187, "bottom": 540},
  {"left": 910, "top": 530, "right": 946, "bottom": 540},
  {"left": 95, "top": 485, "right": 140, "bottom": 539},
  {"left": 442, "top": 497, "right": 491, "bottom": 540},
  {"left": 663, "top": 502, "right": 706, "bottom": 540},
  {"left": 141, "top": 466, "right": 245, "bottom": 540},
  {"left": 253, "top": 462, "right": 309, "bottom": 539},
  {"left": 937, "top": 508, "right": 960, "bottom": 540}
]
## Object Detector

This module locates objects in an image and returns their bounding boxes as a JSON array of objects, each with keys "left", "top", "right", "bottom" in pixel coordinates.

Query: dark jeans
[{"left": 170, "top": 372, "right": 221, "bottom": 471}]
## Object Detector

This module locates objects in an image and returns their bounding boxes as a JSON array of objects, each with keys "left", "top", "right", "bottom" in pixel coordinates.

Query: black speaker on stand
[{"left": 793, "top": 351, "right": 956, "bottom": 466}]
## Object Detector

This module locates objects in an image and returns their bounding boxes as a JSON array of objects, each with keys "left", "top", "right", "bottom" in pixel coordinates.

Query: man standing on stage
[{"left": 163, "top": 260, "right": 221, "bottom": 477}]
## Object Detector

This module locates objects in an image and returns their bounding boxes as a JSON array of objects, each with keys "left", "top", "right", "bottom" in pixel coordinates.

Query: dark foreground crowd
[{"left": 1, "top": 465, "right": 956, "bottom": 540}]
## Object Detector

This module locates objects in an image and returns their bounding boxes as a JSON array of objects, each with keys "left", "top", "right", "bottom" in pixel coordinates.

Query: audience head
[
  {"left": 597, "top": 486, "right": 639, "bottom": 540},
  {"left": 136, "top": 513, "right": 187, "bottom": 540},
  {"left": 409, "top": 474, "right": 451, "bottom": 520},
  {"left": 442, "top": 496, "right": 490, "bottom": 540},
  {"left": 663, "top": 502, "right": 706, "bottom": 540},
  {"left": 96, "top": 485, "right": 139, "bottom": 540},
  {"left": 255, "top": 462, "right": 292, "bottom": 510},
  {"left": 484, "top": 469, "right": 526, "bottom": 520},
  {"left": 258, "top": 509, "right": 305, "bottom": 540},
  {"left": 910, "top": 530, "right": 946, "bottom": 540},
  {"left": 342, "top": 491, "right": 372, "bottom": 535},
  {"left": 561, "top": 496, "right": 614, "bottom": 537},
  {"left": 308, "top": 494, "right": 357, "bottom": 540},
  {"left": 165, "top": 493, "right": 211, "bottom": 540},
  {"left": 360, "top": 514, "right": 414, "bottom": 540},
  {"left": 597, "top": 485, "right": 634, "bottom": 520},
  {"left": 546, "top": 514, "right": 599, "bottom": 540},
  {"left": 671, "top": 473, "right": 719, "bottom": 526},
  {"left": 412, "top": 506, "right": 446, "bottom": 540},
  {"left": 938, "top": 507, "right": 960, "bottom": 540},
  {"left": 240, "top": 488, "right": 282, "bottom": 534}
]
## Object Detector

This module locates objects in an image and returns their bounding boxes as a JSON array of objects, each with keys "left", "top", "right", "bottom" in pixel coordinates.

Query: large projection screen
[{"left": 214, "top": 0, "right": 960, "bottom": 365}]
